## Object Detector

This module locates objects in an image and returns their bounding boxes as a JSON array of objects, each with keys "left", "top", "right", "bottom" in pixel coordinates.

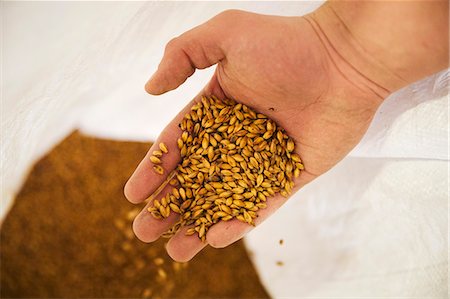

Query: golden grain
[
  {"left": 150, "top": 156, "right": 162, "bottom": 164},
  {"left": 287, "top": 138, "right": 295, "bottom": 152},
  {"left": 149, "top": 96, "right": 302, "bottom": 241},
  {"left": 179, "top": 188, "right": 186, "bottom": 200},
  {"left": 159, "top": 142, "right": 169, "bottom": 154},
  {"left": 198, "top": 224, "right": 206, "bottom": 238},
  {"left": 192, "top": 209, "right": 203, "bottom": 218},
  {"left": 153, "top": 257, "right": 164, "bottom": 266},
  {"left": 185, "top": 228, "right": 195, "bottom": 236},
  {"left": 153, "top": 150, "right": 163, "bottom": 157},
  {"left": 170, "top": 203, "right": 181, "bottom": 214},
  {"left": 153, "top": 199, "right": 161, "bottom": 209},
  {"left": 153, "top": 165, "right": 164, "bottom": 174},
  {"left": 157, "top": 268, "right": 167, "bottom": 280}
]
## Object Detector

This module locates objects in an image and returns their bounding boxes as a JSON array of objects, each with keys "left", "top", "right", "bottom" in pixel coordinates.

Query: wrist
[{"left": 305, "top": 1, "right": 448, "bottom": 94}]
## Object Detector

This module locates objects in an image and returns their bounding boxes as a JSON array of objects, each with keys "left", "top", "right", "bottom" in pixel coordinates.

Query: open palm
[{"left": 124, "top": 10, "right": 387, "bottom": 261}]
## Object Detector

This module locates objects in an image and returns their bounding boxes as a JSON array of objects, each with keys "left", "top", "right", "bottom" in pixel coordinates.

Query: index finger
[{"left": 124, "top": 73, "right": 225, "bottom": 204}]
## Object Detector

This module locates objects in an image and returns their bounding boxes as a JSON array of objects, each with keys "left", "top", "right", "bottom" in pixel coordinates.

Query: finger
[
  {"left": 145, "top": 16, "right": 227, "bottom": 95},
  {"left": 132, "top": 184, "right": 180, "bottom": 243},
  {"left": 206, "top": 173, "right": 314, "bottom": 248},
  {"left": 166, "top": 226, "right": 207, "bottom": 262},
  {"left": 124, "top": 75, "right": 223, "bottom": 204},
  {"left": 123, "top": 101, "right": 193, "bottom": 204}
]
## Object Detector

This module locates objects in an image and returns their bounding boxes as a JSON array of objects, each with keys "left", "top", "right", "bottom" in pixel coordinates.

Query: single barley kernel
[
  {"left": 142, "top": 288, "right": 153, "bottom": 298},
  {"left": 172, "top": 262, "right": 182, "bottom": 272},
  {"left": 185, "top": 227, "right": 196, "bottom": 236},
  {"left": 153, "top": 165, "right": 164, "bottom": 175},
  {"left": 150, "top": 156, "right": 162, "bottom": 164},
  {"left": 153, "top": 200, "right": 161, "bottom": 209},
  {"left": 153, "top": 257, "right": 164, "bottom": 266},
  {"left": 153, "top": 150, "right": 163, "bottom": 157},
  {"left": 159, "top": 142, "right": 169, "bottom": 154},
  {"left": 170, "top": 203, "right": 181, "bottom": 214},
  {"left": 157, "top": 268, "right": 167, "bottom": 280}
]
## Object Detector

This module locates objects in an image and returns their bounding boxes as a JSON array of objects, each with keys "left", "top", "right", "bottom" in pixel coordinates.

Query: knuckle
[
  {"left": 164, "top": 37, "right": 182, "bottom": 52},
  {"left": 211, "top": 9, "right": 247, "bottom": 35},
  {"left": 216, "top": 9, "right": 243, "bottom": 20}
]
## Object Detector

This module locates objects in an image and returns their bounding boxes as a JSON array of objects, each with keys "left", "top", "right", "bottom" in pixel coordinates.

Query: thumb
[{"left": 145, "top": 18, "right": 228, "bottom": 95}]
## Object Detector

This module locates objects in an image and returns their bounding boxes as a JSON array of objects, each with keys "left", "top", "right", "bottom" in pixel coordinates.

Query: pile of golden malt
[{"left": 148, "top": 96, "right": 303, "bottom": 241}]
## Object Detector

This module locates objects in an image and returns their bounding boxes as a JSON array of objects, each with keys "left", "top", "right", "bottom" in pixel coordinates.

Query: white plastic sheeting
[
  {"left": 245, "top": 71, "right": 449, "bottom": 297},
  {"left": 2, "top": 2, "right": 448, "bottom": 297},
  {"left": 245, "top": 72, "right": 449, "bottom": 297}
]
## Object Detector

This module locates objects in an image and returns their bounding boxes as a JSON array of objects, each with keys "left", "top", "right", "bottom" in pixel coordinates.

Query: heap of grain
[{"left": 148, "top": 96, "right": 303, "bottom": 241}]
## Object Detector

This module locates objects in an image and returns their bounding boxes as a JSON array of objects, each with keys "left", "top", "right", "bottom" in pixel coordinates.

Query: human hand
[{"left": 124, "top": 4, "right": 448, "bottom": 262}]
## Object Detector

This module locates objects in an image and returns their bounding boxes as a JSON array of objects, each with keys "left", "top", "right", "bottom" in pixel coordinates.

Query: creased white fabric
[
  {"left": 245, "top": 73, "right": 449, "bottom": 298},
  {"left": 350, "top": 71, "right": 449, "bottom": 160},
  {"left": 2, "top": 1, "right": 145, "bottom": 218},
  {"left": 2, "top": 2, "right": 448, "bottom": 298},
  {"left": 245, "top": 157, "right": 448, "bottom": 298}
]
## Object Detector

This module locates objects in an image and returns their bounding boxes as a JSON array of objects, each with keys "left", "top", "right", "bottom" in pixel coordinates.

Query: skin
[{"left": 124, "top": 2, "right": 448, "bottom": 262}]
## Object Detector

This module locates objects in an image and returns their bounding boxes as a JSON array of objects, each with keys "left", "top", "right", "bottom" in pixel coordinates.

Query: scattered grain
[
  {"left": 154, "top": 257, "right": 164, "bottom": 266},
  {"left": 157, "top": 268, "right": 167, "bottom": 280},
  {"left": 142, "top": 288, "right": 153, "bottom": 298}
]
